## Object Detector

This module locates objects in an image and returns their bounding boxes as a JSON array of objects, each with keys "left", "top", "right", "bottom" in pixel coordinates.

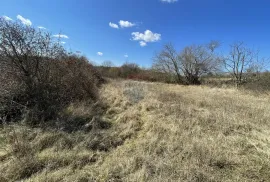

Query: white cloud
[
  {"left": 161, "top": 0, "right": 178, "bottom": 3},
  {"left": 61, "top": 42, "right": 66, "bottom": 44},
  {"left": 124, "top": 54, "right": 128, "bottom": 58},
  {"left": 17, "top": 15, "right": 32, "bottom": 26},
  {"left": 132, "top": 30, "right": 161, "bottom": 46},
  {"left": 109, "top": 22, "right": 119, "bottom": 29},
  {"left": 119, "top": 20, "right": 135, "bottom": 28},
  {"left": 53, "top": 34, "right": 69, "bottom": 39},
  {"left": 140, "top": 41, "right": 147, "bottom": 47},
  {"left": 2, "top": 16, "right": 12, "bottom": 21},
  {"left": 38, "top": 26, "right": 46, "bottom": 29},
  {"left": 97, "top": 52, "right": 103, "bottom": 56}
]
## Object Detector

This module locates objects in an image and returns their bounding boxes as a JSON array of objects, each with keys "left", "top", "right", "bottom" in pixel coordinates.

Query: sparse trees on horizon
[
  {"left": 152, "top": 41, "right": 270, "bottom": 86},
  {"left": 153, "top": 41, "right": 220, "bottom": 85}
]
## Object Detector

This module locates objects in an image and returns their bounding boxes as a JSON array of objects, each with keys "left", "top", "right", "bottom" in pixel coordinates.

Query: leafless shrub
[{"left": 0, "top": 19, "right": 102, "bottom": 125}]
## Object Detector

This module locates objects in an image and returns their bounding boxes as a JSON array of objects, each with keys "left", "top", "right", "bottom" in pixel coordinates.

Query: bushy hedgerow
[{"left": 0, "top": 19, "right": 103, "bottom": 125}]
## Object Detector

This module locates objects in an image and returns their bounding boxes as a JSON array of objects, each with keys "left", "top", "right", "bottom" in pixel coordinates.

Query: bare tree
[
  {"left": 152, "top": 43, "right": 184, "bottom": 84},
  {"left": 180, "top": 41, "right": 220, "bottom": 84},
  {"left": 223, "top": 42, "right": 257, "bottom": 87},
  {"left": 153, "top": 41, "right": 220, "bottom": 84}
]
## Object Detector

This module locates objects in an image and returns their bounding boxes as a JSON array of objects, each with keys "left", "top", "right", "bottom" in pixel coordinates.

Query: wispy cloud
[
  {"left": 132, "top": 30, "right": 161, "bottom": 47},
  {"left": 119, "top": 20, "right": 135, "bottom": 28},
  {"left": 38, "top": 26, "right": 46, "bottom": 30},
  {"left": 97, "top": 52, "right": 103, "bottom": 56},
  {"left": 2, "top": 15, "right": 12, "bottom": 21},
  {"left": 124, "top": 54, "right": 129, "bottom": 58},
  {"left": 161, "top": 0, "right": 178, "bottom": 3},
  {"left": 53, "top": 34, "right": 69, "bottom": 39},
  {"left": 61, "top": 42, "right": 66, "bottom": 44},
  {"left": 109, "top": 22, "right": 119, "bottom": 29},
  {"left": 17, "top": 15, "right": 32, "bottom": 26},
  {"left": 139, "top": 41, "right": 147, "bottom": 47}
]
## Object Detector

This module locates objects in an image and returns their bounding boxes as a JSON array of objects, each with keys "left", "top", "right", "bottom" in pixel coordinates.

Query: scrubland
[{"left": 1, "top": 79, "right": 270, "bottom": 181}]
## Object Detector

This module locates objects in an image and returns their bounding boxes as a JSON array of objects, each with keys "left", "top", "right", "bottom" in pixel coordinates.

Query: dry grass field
[{"left": 1, "top": 79, "right": 270, "bottom": 181}]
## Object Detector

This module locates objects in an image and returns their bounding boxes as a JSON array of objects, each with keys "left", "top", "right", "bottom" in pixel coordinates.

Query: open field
[{"left": 1, "top": 79, "right": 270, "bottom": 181}]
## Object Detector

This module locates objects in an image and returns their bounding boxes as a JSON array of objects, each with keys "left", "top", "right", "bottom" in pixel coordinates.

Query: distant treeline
[
  {"left": 96, "top": 63, "right": 178, "bottom": 83},
  {"left": 97, "top": 40, "right": 269, "bottom": 89},
  {"left": 96, "top": 61, "right": 270, "bottom": 92}
]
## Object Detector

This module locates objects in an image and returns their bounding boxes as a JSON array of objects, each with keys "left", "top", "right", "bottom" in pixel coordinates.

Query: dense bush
[{"left": 0, "top": 19, "right": 103, "bottom": 125}]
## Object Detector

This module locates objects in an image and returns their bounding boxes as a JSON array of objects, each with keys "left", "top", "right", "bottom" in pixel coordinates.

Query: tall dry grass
[{"left": 1, "top": 79, "right": 270, "bottom": 181}]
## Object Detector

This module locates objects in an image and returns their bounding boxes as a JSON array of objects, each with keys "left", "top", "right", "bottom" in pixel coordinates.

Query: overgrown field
[{"left": 1, "top": 80, "right": 270, "bottom": 181}]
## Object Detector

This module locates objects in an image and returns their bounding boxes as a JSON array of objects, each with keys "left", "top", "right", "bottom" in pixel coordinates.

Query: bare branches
[
  {"left": 153, "top": 42, "right": 220, "bottom": 84},
  {"left": 180, "top": 44, "right": 219, "bottom": 84},
  {"left": 152, "top": 43, "right": 184, "bottom": 84},
  {"left": 223, "top": 42, "right": 257, "bottom": 86},
  {"left": 0, "top": 19, "right": 65, "bottom": 89},
  {"left": 0, "top": 19, "right": 103, "bottom": 124}
]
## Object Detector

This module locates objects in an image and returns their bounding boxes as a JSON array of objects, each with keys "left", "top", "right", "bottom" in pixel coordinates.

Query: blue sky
[{"left": 1, "top": 0, "right": 270, "bottom": 67}]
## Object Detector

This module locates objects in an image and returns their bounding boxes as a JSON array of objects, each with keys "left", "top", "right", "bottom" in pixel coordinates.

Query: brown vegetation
[
  {"left": 1, "top": 79, "right": 270, "bottom": 181},
  {"left": 0, "top": 19, "right": 103, "bottom": 126},
  {"left": 97, "top": 63, "right": 176, "bottom": 83}
]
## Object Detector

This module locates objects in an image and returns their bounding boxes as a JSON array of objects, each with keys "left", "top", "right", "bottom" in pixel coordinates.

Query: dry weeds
[{"left": 1, "top": 80, "right": 270, "bottom": 181}]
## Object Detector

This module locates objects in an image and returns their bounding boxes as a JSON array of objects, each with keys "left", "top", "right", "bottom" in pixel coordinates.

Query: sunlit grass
[{"left": 1, "top": 79, "right": 270, "bottom": 181}]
